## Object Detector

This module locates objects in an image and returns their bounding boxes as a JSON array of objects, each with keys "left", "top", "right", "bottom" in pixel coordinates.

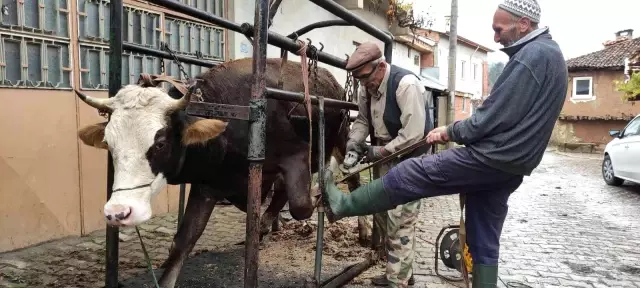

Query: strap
[
  {"left": 137, "top": 73, "right": 189, "bottom": 96},
  {"left": 296, "top": 40, "right": 314, "bottom": 203},
  {"left": 459, "top": 193, "right": 470, "bottom": 287}
]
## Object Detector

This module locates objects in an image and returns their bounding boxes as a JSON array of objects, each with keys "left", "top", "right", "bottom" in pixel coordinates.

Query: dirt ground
[{"left": 121, "top": 216, "right": 383, "bottom": 287}]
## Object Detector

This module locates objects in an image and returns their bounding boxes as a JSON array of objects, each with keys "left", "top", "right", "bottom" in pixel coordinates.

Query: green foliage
[{"left": 614, "top": 72, "right": 640, "bottom": 101}]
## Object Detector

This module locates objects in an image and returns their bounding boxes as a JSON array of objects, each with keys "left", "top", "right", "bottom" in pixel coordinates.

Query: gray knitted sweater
[{"left": 446, "top": 27, "right": 568, "bottom": 176}]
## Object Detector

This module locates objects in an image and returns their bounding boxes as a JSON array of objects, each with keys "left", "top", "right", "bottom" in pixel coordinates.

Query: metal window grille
[
  {"left": 74, "top": 1, "right": 225, "bottom": 90},
  {"left": 0, "top": 0, "right": 70, "bottom": 38},
  {"left": 179, "top": 0, "right": 224, "bottom": 17},
  {"left": 78, "top": 1, "right": 161, "bottom": 48},
  {"left": 0, "top": 33, "right": 71, "bottom": 88},
  {"left": 79, "top": 43, "right": 162, "bottom": 89},
  {"left": 164, "top": 16, "right": 225, "bottom": 61}
]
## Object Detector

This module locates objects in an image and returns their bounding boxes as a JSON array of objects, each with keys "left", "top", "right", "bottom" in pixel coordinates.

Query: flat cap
[{"left": 345, "top": 42, "right": 382, "bottom": 71}]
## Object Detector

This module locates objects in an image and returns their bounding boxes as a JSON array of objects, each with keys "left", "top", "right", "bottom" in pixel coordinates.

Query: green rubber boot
[
  {"left": 321, "top": 169, "right": 394, "bottom": 223},
  {"left": 472, "top": 264, "right": 499, "bottom": 288}
]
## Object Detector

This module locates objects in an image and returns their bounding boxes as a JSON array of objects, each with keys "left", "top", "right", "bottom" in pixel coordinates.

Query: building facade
[
  {"left": 0, "top": 0, "right": 229, "bottom": 253},
  {"left": 552, "top": 30, "right": 640, "bottom": 151},
  {"left": 417, "top": 29, "right": 492, "bottom": 121}
]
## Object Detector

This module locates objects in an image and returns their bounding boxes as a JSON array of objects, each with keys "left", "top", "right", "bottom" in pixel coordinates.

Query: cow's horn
[
  {"left": 74, "top": 90, "right": 114, "bottom": 113},
  {"left": 168, "top": 80, "right": 199, "bottom": 112}
]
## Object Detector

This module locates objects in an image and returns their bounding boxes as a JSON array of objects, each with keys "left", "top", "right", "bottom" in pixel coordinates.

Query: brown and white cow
[{"left": 75, "top": 57, "right": 359, "bottom": 287}]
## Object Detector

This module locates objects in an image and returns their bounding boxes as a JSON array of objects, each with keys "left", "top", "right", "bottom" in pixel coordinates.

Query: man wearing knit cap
[
  {"left": 321, "top": 0, "right": 568, "bottom": 287},
  {"left": 343, "top": 42, "right": 434, "bottom": 287}
]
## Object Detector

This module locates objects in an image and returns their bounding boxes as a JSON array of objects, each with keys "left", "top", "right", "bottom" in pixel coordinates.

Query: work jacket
[{"left": 349, "top": 63, "right": 434, "bottom": 154}]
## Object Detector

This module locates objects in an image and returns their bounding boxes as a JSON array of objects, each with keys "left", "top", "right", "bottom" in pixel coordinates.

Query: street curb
[{"left": 548, "top": 149, "right": 603, "bottom": 160}]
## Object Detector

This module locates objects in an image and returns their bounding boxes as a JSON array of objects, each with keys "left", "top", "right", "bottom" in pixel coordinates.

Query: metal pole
[
  {"left": 145, "top": 0, "right": 348, "bottom": 69},
  {"left": 286, "top": 20, "right": 350, "bottom": 39},
  {"left": 446, "top": 0, "right": 458, "bottom": 149},
  {"left": 265, "top": 88, "right": 358, "bottom": 110},
  {"left": 313, "top": 96, "right": 326, "bottom": 286},
  {"left": 307, "top": 0, "right": 393, "bottom": 43},
  {"left": 123, "top": 43, "right": 219, "bottom": 68},
  {"left": 370, "top": 34, "right": 394, "bottom": 253},
  {"left": 105, "top": 1, "right": 122, "bottom": 287},
  {"left": 178, "top": 184, "right": 186, "bottom": 227},
  {"left": 245, "top": 0, "right": 269, "bottom": 287}
]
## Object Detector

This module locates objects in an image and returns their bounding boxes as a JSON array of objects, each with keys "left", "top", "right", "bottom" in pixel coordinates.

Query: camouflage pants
[{"left": 372, "top": 156, "right": 421, "bottom": 288}]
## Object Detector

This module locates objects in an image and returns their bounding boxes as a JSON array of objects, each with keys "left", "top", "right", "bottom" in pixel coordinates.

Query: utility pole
[{"left": 446, "top": 0, "right": 458, "bottom": 149}]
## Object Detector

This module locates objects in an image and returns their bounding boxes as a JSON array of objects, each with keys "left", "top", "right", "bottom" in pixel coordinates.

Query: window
[
  {"left": 461, "top": 60, "right": 466, "bottom": 79},
  {"left": 572, "top": 76, "right": 594, "bottom": 100},
  {"left": 622, "top": 117, "right": 640, "bottom": 138},
  {"left": 413, "top": 55, "right": 419, "bottom": 66},
  {"left": 0, "top": 0, "right": 70, "bottom": 38},
  {"left": 462, "top": 97, "right": 466, "bottom": 112},
  {"left": 0, "top": 0, "right": 71, "bottom": 88},
  {"left": 178, "top": 0, "right": 224, "bottom": 17},
  {"left": 76, "top": 2, "right": 226, "bottom": 90},
  {"left": 473, "top": 63, "right": 478, "bottom": 80},
  {"left": 164, "top": 17, "right": 225, "bottom": 61},
  {"left": 77, "top": 4, "right": 164, "bottom": 89}
]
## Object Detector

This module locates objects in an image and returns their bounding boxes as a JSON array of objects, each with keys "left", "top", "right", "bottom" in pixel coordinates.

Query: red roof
[{"left": 566, "top": 37, "right": 640, "bottom": 71}]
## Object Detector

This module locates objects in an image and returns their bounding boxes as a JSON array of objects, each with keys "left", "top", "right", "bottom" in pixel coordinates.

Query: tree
[
  {"left": 488, "top": 62, "right": 505, "bottom": 91},
  {"left": 614, "top": 72, "right": 640, "bottom": 101}
]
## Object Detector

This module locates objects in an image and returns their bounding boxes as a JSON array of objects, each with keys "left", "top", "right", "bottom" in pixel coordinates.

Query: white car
[{"left": 602, "top": 114, "right": 640, "bottom": 186}]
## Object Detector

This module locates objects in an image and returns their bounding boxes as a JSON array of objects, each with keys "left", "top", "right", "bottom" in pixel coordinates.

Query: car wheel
[{"left": 602, "top": 155, "right": 624, "bottom": 186}]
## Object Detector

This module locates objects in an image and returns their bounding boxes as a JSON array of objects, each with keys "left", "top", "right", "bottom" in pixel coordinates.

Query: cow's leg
[
  {"left": 260, "top": 174, "right": 287, "bottom": 235},
  {"left": 278, "top": 149, "right": 313, "bottom": 220},
  {"left": 158, "top": 184, "right": 216, "bottom": 288}
]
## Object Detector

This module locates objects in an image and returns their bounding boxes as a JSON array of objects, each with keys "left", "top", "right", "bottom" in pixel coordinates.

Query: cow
[{"left": 75, "top": 57, "right": 360, "bottom": 287}]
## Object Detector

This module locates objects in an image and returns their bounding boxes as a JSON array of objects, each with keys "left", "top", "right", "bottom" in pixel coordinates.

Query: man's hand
[
  {"left": 366, "top": 145, "right": 391, "bottom": 162},
  {"left": 426, "top": 126, "right": 450, "bottom": 145},
  {"left": 346, "top": 139, "right": 366, "bottom": 155}
]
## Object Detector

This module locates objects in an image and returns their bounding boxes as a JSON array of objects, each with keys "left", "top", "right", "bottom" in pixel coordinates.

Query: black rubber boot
[
  {"left": 472, "top": 264, "right": 498, "bottom": 288},
  {"left": 321, "top": 169, "right": 395, "bottom": 223},
  {"left": 370, "top": 274, "right": 415, "bottom": 286}
]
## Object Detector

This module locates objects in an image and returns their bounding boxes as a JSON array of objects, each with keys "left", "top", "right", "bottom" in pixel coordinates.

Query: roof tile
[{"left": 566, "top": 37, "right": 640, "bottom": 71}]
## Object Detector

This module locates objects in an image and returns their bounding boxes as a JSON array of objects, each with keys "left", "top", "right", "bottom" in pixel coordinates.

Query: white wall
[
  {"left": 230, "top": 0, "right": 421, "bottom": 88},
  {"left": 436, "top": 36, "right": 488, "bottom": 98},
  {"left": 392, "top": 42, "right": 422, "bottom": 75}
]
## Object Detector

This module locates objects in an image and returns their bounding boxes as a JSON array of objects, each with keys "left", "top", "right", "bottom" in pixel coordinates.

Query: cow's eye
[{"left": 155, "top": 141, "right": 165, "bottom": 150}]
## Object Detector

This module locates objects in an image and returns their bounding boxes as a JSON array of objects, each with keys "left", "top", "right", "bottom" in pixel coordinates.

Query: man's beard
[
  {"left": 503, "top": 25, "right": 522, "bottom": 47},
  {"left": 366, "top": 84, "right": 378, "bottom": 96}
]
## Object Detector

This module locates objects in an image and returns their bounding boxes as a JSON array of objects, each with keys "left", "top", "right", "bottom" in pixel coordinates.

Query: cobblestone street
[{"left": 1, "top": 150, "right": 640, "bottom": 287}]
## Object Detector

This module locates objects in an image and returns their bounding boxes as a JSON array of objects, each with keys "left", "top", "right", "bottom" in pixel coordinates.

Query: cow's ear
[
  {"left": 182, "top": 119, "right": 227, "bottom": 146},
  {"left": 78, "top": 122, "right": 109, "bottom": 150}
]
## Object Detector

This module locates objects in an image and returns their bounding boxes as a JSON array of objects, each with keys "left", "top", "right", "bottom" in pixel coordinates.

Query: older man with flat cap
[
  {"left": 322, "top": 0, "right": 567, "bottom": 287},
  {"left": 343, "top": 42, "right": 434, "bottom": 287}
]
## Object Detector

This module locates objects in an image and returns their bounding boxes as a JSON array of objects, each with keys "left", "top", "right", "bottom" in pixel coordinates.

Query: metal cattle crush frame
[{"left": 101, "top": 0, "right": 414, "bottom": 287}]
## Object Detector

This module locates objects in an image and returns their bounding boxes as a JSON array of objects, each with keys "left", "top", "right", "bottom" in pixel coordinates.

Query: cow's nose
[{"left": 104, "top": 204, "right": 132, "bottom": 222}]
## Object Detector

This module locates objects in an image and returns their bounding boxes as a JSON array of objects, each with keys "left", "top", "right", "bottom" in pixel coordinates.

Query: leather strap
[
  {"left": 296, "top": 40, "right": 314, "bottom": 206},
  {"left": 137, "top": 73, "right": 189, "bottom": 96}
]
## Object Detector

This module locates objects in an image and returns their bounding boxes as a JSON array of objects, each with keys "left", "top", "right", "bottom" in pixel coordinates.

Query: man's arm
[
  {"left": 347, "top": 86, "right": 370, "bottom": 145},
  {"left": 446, "top": 59, "right": 541, "bottom": 145},
  {"left": 383, "top": 76, "right": 427, "bottom": 153}
]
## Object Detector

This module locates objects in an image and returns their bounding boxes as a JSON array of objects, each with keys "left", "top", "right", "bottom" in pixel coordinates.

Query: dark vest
[{"left": 366, "top": 65, "right": 434, "bottom": 159}]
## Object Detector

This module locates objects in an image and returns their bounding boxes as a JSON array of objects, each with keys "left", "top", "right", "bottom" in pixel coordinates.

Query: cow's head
[{"left": 76, "top": 83, "right": 227, "bottom": 226}]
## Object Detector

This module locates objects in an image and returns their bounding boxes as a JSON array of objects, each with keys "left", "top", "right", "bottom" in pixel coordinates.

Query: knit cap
[{"left": 499, "top": 0, "right": 541, "bottom": 23}]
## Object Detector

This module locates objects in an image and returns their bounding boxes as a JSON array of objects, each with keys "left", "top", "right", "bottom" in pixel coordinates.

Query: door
[
  {"left": 622, "top": 118, "right": 640, "bottom": 181},
  {"left": 613, "top": 117, "right": 640, "bottom": 179}
]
